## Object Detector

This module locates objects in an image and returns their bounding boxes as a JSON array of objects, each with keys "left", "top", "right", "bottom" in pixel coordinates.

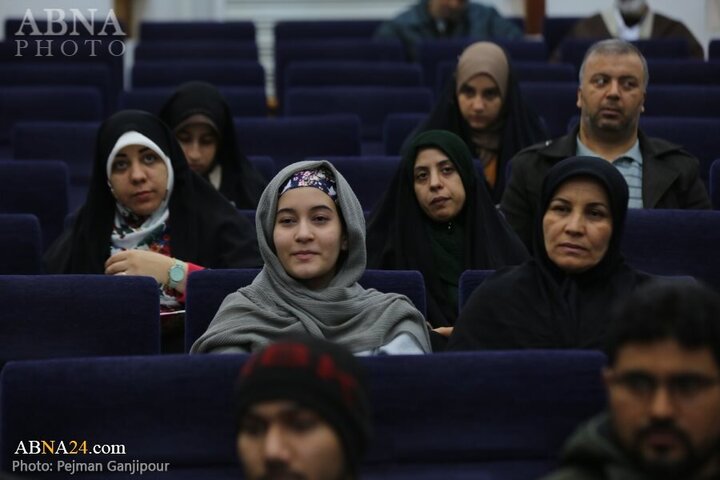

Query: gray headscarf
[{"left": 191, "top": 160, "right": 431, "bottom": 354}]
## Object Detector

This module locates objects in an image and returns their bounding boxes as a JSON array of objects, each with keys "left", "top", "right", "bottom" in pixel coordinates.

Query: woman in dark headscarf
[
  {"left": 191, "top": 160, "right": 431, "bottom": 355},
  {"left": 415, "top": 41, "right": 547, "bottom": 203},
  {"left": 366, "top": 130, "right": 528, "bottom": 337},
  {"left": 44, "top": 110, "right": 261, "bottom": 351},
  {"left": 159, "top": 81, "right": 267, "bottom": 208},
  {"left": 448, "top": 156, "right": 653, "bottom": 351}
]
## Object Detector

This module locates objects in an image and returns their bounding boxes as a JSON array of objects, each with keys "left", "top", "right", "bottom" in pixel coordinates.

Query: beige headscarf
[
  {"left": 455, "top": 41, "right": 509, "bottom": 98},
  {"left": 454, "top": 42, "right": 510, "bottom": 187}
]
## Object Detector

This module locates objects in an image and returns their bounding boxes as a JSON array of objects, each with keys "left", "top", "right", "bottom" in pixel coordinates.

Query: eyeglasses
[{"left": 611, "top": 371, "right": 720, "bottom": 401}]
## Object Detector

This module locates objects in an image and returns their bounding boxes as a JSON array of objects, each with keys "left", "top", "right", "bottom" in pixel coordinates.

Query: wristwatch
[{"left": 167, "top": 259, "right": 186, "bottom": 290}]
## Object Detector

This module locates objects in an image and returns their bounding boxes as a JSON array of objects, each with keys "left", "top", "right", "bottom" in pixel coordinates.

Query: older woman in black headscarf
[
  {"left": 366, "top": 130, "right": 528, "bottom": 337},
  {"left": 415, "top": 41, "right": 547, "bottom": 203},
  {"left": 44, "top": 110, "right": 261, "bottom": 351},
  {"left": 159, "top": 81, "right": 267, "bottom": 208},
  {"left": 448, "top": 156, "right": 654, "bottom": 351}
]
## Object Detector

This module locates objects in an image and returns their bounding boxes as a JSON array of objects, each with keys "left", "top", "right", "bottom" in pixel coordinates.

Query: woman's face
[
  {"left": 273, "top": 187, "right": 348, "bottom": 290},
  {"left": 413, "top": 147, "right": 467, "bottom": 223},
  {"left": 176, "top": 123, "right": 219, "bottom": 176},
  {"left": 108, "top": 144, "right": 168, "bottom": 217},
  {"left": 543, "top": 177, "right": 613, "bottom": 273},
  {"left": 456, "top": 73, "right": 503, "bottom": 130}
]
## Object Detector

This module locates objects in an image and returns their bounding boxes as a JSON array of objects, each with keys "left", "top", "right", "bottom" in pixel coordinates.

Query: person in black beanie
[{"left": 235, "top": 337, "right": 372, "bottom": 480}]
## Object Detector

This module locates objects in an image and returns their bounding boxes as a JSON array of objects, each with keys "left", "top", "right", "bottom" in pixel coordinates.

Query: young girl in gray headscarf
[{"left": 191, "top": 160, "right": 432, "bottom": 355}]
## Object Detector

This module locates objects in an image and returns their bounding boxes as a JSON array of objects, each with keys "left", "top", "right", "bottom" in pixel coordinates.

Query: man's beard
[
  {"left": 615, "top": 0, "right": 648, "bottom": 15},
  {"left": 627, "top": 419, "right": 719, "bottom": 480}
]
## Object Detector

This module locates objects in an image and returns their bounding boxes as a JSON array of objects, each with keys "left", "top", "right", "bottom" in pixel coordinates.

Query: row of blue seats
[
  {"left": 5, "top": 111, "right": 720, "bottom": 189},
  {"left": 0, "top": 350, "right": 607, "bottom": 479},
  {"left": 4, "top": 82, "right": 720, "bottom": 145}
]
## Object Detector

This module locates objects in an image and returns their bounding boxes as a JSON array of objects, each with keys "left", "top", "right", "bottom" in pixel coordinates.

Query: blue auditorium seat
[
  {"left": 0, "top": 350, "right": 606, "bottom": 479},
  {"left": 139, "top": 21, "right": 255, "bottom": 42},
  {"left": 0, "top": 161, "right": 69, "bottom": 250},
  {"left": 12, "top": 121, "right": 99, "bottom": 211},
  {"left": 711, "top": 159, "right": 720, "bottom": 210},
  {"left": 247, "top": 155, "right": 276, "bottom": 182},
  {"left": 417, "top": 39, "right": 548, "bottom": 89},
  {"left": 435, "top": 60, "right": 576, "bottom": 97},
  {"left": 132, "top": 60, "right": 265, "bottom": 88},
  {"left": 520, "top": 81, "right": 578, "bottom": 137},
  {"left": 647, "top": 59, "right": 720, "bottom": 85},
  {"left": 543, "top": 16, "right": 583, "bottom": 55},
  {"left": 382, "top": 113, "right": 427, "bottom": 155},
  {"left": 557, "top": 38, "right": 690, "bottom": 69},
  {"left": 275, "top": 19, "right": 382, "bottom": 41},
  {"left": 185, "top": 268, "right": 427, "bottom": 351},
  {"left": 0, "top": 40, "right": 124, "bottom": 102},
  {"left": 0, "top": 86, "right": 103, "bottom": 145},
  {"left": 644, "top": 86, "right": 720, "bottom": 119},
  {"left": 274, "top": 39, "right": 405, "bottom": 102},
  {"left": 234, "top": 115, "right": 362, "bottom": 168},
  {"left": 118, "top": 87, "right": 267, "bottom": 116},
  {"left": 320, "top": 156, "right": 401, "bottom": 211},
  {"left": 458, "top": 269, "right": 496, "bottom": 309},
  {"left": 0, "top": 64, "right": 115, "bottom": 115},
  {"left": 0, "top": 214, "right": 42, "bottom": 274},
  {"left": 0, "top": 275, "right": 160, "bottom": 367},
  {"left": 622, "top": 209, "right": 720, "bottom": 291},
  {"left": 285, "top": 87, "right": 433, "bottom": 140},
  {"left": 638, "top": 116, "right": 720, "bottom": 189},
  {"left": 134, "top": 41, "right": 258, "bottom": 61},
  {"left": 285, "top": 61, "right": 423, "bottom": 90}
]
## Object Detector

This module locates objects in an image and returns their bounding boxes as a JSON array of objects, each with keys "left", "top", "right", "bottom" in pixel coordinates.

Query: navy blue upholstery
[
  {"left": 557, "top": 38, "right": 690, "bottom": 69},
  {"left": 0, "top": 64, "right": 115, "bottom": 115},
  {"left": 644, "top": 86, "right": 720, "bottom": 119},
  {"left": 0, "top": 161, "right": 68, "bottom": 250},
  {"left": 638, "top": 116, "right": 720, "bottom": 188},
  {"left": 184, "top": 268, "right": 426, "bottom": 351},
  {"left": 543, "top": 16, "right": 583, "bottom": 55},
  {"left": 417, "top": 39, "right": 548, "bottom": 88},
  {"left": 458, "top": 269, "right": 496, "bottom": 309},
  {"left": 0, "top": 275, "right": 160, "bottom": 367},
  {"left": 0, "top": 214, "right": 42, "bottom": 274},
  {"left": 119, "top": 87, "right": 267, "bottom": 117},
  {"left": 285, "top": 61, "right": 423, "bottom": 90},
  {"left": 132, "top": 61, "right": 265, "bottom": 88},
  {"left": 0, "top": 86, "right": 102, "bottom": 144},
  {"left": 0, "top": 40, "right": 124, "bottom": 102},
  {"left": 622, "top": 209, "right": 720, "bottom": 290},
  {"left": 320, "top": 156, "right": 401, "bottom": 211},
  {"left": 275, "top": 20, "right": 382, "bottom": 41},
  {"left": 12, "top": 121, "right": 99, "bottom": 211},
  {"left": 520, "top": 81, "right": 578, "bottom": 137},
  {"left": 436, "top": 60, "right": 576, "bottom": 97},
  {"left": 246, "top": 155, "right": 276, "bottom": 182},
  {"left": 0, "top": 350, "right": 606, "bottom": 479},
  {"left": 234, "top": 115, "right": 362, "bottom": 168},
  {"left": 139, "top": 21, "right": 256, "bottom": 42},
  {"left": 711, "top": 159, "right": 720, "bottom": 210},
  {"left": 382, "top": 113, "right": 427, "bottom": 155},
  {"left": 647, "top": 59, "right": 720, "bottom": 85},
  {"left": 274, "top": 39, "right": 405, "bottom": 102},
  {"left": 134, "top": 41, "right": 258, "bottom": 61},
  {"left": 285, "top": 87, "right": 433, "bottom": 140}
]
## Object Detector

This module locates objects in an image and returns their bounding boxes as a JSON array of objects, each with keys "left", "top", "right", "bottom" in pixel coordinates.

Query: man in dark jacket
[
  {"left": 373, "top": 0, "right": 522, "bottom": 61},
  {"left": 542, "top": 281, "right": 720, "bottom": 480},
  {"left": 501, "top": 38, "right": 710, "bottom": 248}
]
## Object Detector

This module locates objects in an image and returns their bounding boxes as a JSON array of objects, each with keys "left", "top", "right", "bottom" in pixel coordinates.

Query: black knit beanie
[{"left": 235, "top": 337, "right": 372, "bottom": 475}]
